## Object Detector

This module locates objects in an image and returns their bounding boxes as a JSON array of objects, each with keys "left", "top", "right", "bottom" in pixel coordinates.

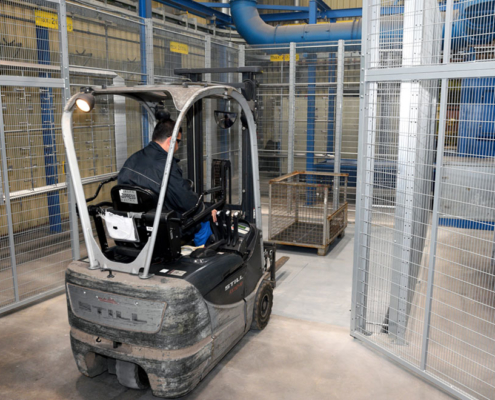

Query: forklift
[{"left": 62, "top": 67, "right": 276, "bottom": 397}]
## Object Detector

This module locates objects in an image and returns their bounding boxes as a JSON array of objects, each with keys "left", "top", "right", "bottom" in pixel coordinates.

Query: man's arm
[{"left": 166, "top": 172, "right": 200, "bottom": 214}]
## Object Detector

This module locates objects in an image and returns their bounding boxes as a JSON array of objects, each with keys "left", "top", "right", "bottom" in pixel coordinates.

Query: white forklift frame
[{"left": 61, "top": 83, "right": 263, "bottom": 279}]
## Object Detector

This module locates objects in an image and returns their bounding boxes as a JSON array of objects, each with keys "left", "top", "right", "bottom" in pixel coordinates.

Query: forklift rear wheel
[
  {"left": 251, "top": 281, "right": 273, "bottom": 330},
  {"left": 116, "top": 360, "right": 149, "bottom": 390}
]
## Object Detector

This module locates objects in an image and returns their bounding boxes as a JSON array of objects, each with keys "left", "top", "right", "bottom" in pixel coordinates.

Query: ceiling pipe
[
  {"left": 230, "top": 0, "right": 495, "bottom": 52},
  {"left": 230, "top": 0, "right": 362, "bottom": 45}
]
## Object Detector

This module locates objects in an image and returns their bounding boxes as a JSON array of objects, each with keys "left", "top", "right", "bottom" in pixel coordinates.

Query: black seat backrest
[
  {"left": 111, "top": 185, "right": 157, "bottom": 212},
  {"left": 106, "top": 185, "right": 180, "bottom": 263}
]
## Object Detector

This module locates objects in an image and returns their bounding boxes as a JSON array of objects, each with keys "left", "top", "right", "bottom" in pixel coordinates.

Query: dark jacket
[{"left": 118, "top": 141, "right": 199, "bottom": 216}]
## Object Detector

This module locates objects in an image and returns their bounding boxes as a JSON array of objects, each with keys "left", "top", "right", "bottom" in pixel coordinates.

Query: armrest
[
  {"left": 181, "top": 186, "right": 223, "bottom": 222},
  {"left": 182, "top": 198, "right": 225, "bottom": 231}
]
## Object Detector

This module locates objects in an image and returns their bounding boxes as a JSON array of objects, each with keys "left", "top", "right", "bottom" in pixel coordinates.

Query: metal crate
[{"left": 268, "top": 171, "right": 348, "bottom": 255}]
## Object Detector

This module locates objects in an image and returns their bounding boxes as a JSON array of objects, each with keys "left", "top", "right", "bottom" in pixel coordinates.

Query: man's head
[{"left": 152, "top": 118, "right": 182, "bottom": 153}]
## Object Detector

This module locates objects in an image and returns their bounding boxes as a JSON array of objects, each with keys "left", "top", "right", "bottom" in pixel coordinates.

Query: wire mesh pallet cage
[{"left": 268, "top": 171, "right": 348, "bottom": 255}]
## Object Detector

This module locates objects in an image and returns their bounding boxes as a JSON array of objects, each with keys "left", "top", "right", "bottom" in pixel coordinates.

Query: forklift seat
[
  {"left": 99, "top": 185, "right": 181, "bottom": 263},
  {"left": 111, "top": 185, "right": 158, "bottom": 213}
]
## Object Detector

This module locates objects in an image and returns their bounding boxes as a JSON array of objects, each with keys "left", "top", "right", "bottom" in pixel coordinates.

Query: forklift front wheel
[{"left": 251, "top": 281, "right": 273, "bottom": 331}]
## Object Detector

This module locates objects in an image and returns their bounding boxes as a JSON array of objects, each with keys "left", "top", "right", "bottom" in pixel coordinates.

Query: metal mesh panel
[
  {"left": 341, "top": 49, "right": 361, "bottom": 221},
  {"left": 153, "top": 26, "right": 205, "bottom": 82},
  {"left": 0, "top": 0, "right": 61, "bottom": 78},
  {"left": 353, "top": 2, "right": 495, "bottom": 399},
  {"left": 452, "top": 0, "right": 495, "bottom": 61},
  {"left": 210, "top": 41, "right": 240, "bottom": 83},
  {"left": 0, "top": 85, "right": 72, "bottom": 303},
  {"left": 427, "top": 77, "right": 495, "bottom": 400},
  {"left": 293, "top": 42, "right": 340, "bottom": 175},
  {"left": 67, "top": 3, "right": 144, "bottom": 81},
  {"left": 368, "top": 0, "right": 443, "bottom": 69},
  {"left": 246, "top": 44, "right": 290, "bottom": 211},
  {"left": 355, "top": 79, "right": 439, "bottom": 364},
  {"left": 0, "top": 132, "right": 13, "bottom": 308},
  {"left": 246, "top": 41, "right": 361, "bottom": 220}
]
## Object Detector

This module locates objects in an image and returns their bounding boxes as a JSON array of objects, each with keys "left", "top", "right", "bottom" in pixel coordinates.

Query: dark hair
[{"left": 152, "top": 109, "right": 182, "bottom": 142}]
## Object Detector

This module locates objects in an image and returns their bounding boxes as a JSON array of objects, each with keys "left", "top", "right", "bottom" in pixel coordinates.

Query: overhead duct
[
  {"left": 230, "top": 0, "right": 495, "bottom": 49},
  {"left": 230, "top": 0, "right": 362, "bottom": 45}
]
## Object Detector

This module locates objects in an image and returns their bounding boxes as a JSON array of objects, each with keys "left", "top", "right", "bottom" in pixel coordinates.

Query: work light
[{"left": 75, "top": 93, "right": 95, "bottom": 113}]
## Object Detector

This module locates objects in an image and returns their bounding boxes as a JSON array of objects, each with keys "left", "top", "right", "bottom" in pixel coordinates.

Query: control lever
[
  {"left": 232, "top": 211, "right": 239, "bottom": 246},
  {"left": 217, "top": 210, "right": 225, "bottom": 240},
  {"left": 225, "top": 211, "right": 232, "bottom": 245}
]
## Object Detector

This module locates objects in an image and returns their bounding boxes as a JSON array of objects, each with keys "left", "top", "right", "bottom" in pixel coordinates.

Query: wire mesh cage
[{"left": 268, "top": 171, "right": 348, "bottom": 255}]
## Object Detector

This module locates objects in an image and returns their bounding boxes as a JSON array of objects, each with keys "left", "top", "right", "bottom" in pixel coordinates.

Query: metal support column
[
  {"left": 287, "top": 42, "right": 296, "bottom": 174},
  {"left": 0, "top": 90, "right": 19, "bottom": 303},
  {"left": 59, "top": 0, "right": 79, "bottom": 260},
  {"left": 309, "top": 0, "right": 317, "bottom": 24},
  {"left": 139, "top": 0, "right": 152, "bottom": 146},
  {"left": 351, "top": 0, "right": 380, "bottom": 333},
  {"left": 326, "top": 53, "right": 336, "bottom": 154},
  {"left": 145, "top": 20, "right": 155, "bottom": 86},
  {"left": 333, "top": 40, "right": 344, "bottom": 212},
  {"left": 113, "top": 76, "right": 128, "bottom": 170},
  {"left": 145, "top": 19, "right": 155, "bottom": 142},
  {"left": 420, "top": 0, "right": 454, "bottom": 370}
]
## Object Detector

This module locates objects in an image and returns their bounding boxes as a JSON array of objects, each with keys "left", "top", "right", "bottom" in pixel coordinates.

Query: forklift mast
[{"left": 174, "top": 66, "right": 261, "bottom": 223}]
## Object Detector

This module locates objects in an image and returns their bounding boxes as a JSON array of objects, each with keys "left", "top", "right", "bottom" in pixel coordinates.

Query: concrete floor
[{"left": 0, "top": 225, "right": 454, "bottom": 400}]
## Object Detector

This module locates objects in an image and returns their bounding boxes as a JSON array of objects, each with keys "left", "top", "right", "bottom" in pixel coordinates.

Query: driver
[{"left": 118, "top": 112, "right": 217, "bottom": 246}]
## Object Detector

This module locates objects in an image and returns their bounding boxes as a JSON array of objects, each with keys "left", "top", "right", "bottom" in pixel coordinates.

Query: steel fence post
[
  {"left": 420, "top": 0, "right": 454, "bottom": 371},
  {"left": 351, "top": 0, "right": 380, "bottom": 334},
  {"left": 0, "top": 89, "right": 19, "bottom": 303},
  {"left": 334, "top": 39, "right": 344, "bottom": 212},
  {"left": 288, "top": 42, "right": 296, "bottom": 174},
  {"left": 59, "top": 0, "right": 80, "bottom": 261}
]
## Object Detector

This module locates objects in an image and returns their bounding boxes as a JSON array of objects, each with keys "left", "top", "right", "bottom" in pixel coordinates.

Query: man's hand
[{"left": 212, "top": 209, "right": 218, "bottom": 223}]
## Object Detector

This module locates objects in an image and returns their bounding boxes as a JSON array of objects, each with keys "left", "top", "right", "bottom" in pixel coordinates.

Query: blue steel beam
[
  {"left": 154, "top": 0, "right": 232, "bottom": 25},
  {"left": 36, "top": 26, "right": 62, "bottom": 233},
  {"left": 309, "top": 0, "right": 317, "bottom": 24},
  {"left": 315, "top": 0, "right": 331, "bottom": 12},
  {"left": 199, "top": 3, "right": 309, "bottom": 11}
]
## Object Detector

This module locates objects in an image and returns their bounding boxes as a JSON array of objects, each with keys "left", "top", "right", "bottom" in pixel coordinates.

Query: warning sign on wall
[
  {"left": 270, "top": 54, "right": 300, "bottom": 62},
  {"left": 35, "top": 10, "right": 73, "bottom": 32},
  {"left": 170, "top": 41, "right": 189, "bottom": 55}
]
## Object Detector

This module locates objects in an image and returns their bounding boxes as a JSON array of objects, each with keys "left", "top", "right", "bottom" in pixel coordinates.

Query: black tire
[
  {"left": 115, "top": 360, "right": 149, "bottom": 390},
  {"left": 338, "top": 231, "right": 345, "bottom": 239},
  {"left": 251, "top": 281, "right": 273, "bottom": 330}
]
